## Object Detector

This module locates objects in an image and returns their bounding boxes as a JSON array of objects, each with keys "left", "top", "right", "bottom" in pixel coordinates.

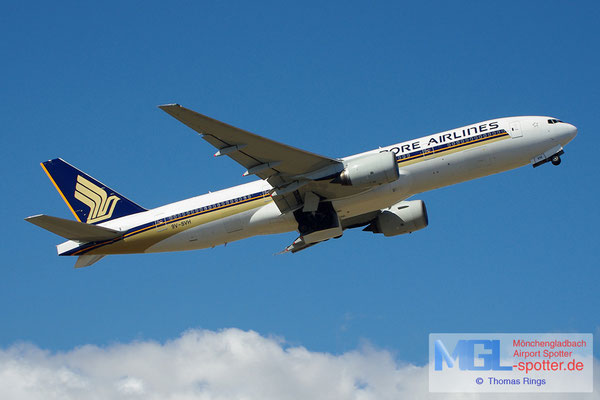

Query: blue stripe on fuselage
[
  {"left": 64, "top": 129, "right": 510, "bottom": 256},
  {"left": 396, "top": 129, "right": 509, "bottom": 164},
  {"left": 62, "top": 190, "right": 270, "bottom": 256}
]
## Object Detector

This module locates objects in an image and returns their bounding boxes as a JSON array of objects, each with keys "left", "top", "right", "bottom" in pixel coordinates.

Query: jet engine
[
  {"left": 364, "top": 200, "right": 428, "bottom": 237},
  {"left": 334, "top": 151, "right": 399, "bottom": 187}
]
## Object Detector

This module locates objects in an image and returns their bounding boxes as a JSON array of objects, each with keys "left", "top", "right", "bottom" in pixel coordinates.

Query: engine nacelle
[
  {"left": 365, "top": 200, "right": 428, "bottom": 237},
  {"left": 335, "top": 151, "right": 399, "bottom": 187}
]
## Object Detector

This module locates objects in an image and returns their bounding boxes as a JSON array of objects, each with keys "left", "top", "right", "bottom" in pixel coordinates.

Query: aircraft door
[{"left": 509, "top": 121, "right": 523, "bottom": 138}]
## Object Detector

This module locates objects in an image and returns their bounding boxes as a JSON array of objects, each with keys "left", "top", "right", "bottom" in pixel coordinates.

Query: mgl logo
[{"left": 434, "top": 339, "right": 513, "bottom": 371}]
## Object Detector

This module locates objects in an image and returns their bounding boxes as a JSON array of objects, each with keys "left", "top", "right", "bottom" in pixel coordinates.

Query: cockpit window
[{"left": 547, "top": 119, "right": 563, "bottom": 124}]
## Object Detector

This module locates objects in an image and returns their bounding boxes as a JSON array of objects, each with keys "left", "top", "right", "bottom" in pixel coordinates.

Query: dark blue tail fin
[{"left": 41, "top": 158, "right": 146, "bottom": 224}]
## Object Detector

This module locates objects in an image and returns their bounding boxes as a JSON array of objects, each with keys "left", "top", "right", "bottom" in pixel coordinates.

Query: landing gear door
[{"left": 509, "top": 121, "right": 523, "bottom": 138}]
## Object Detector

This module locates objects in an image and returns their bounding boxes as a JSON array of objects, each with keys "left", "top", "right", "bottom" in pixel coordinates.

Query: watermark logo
[
  {"left": 429, "top": 333, "right": 592, "bottom": 393},
  {"left": 434, "top": 339, "right": 512, "bottom": 371}
]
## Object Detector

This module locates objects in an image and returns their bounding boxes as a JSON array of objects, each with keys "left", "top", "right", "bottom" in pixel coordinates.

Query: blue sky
[{"left": 2, "top": 1, "right": 600, "bottom": 396}]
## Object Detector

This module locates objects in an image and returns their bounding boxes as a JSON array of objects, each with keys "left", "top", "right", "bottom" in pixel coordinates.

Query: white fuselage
[{"left": 58, "top": 116, "right": 577, "bottom": 256}]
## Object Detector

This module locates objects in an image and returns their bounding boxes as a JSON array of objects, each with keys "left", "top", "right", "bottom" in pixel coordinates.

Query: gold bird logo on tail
[{"left": 74, "top": 175, "right": 120, "bottom": 223}]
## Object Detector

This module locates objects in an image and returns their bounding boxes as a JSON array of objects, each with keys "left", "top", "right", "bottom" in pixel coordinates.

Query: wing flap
[{"left": 25, "top": 214, "right": 122, "bottom": 242}]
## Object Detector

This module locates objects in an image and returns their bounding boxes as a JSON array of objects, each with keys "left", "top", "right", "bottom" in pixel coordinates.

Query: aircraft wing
[
  {"left": 159, "top": 104, "right": 364, "bottom": 212},
  {"left": 159, "top": 104, "right": 340, "bottom": 182},
  {"left": 159, "top": 104, "right": 376, "bottom": 212}
]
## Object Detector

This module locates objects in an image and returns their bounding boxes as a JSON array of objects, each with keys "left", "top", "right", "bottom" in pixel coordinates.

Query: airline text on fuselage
[{"left": 387, "top": 121, "right": 500, "bottom": 155}]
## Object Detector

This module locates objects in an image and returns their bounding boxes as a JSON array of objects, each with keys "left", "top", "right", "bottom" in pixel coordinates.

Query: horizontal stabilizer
[{"left": 25, "top": 214, "right": 122, "bottom": 242}]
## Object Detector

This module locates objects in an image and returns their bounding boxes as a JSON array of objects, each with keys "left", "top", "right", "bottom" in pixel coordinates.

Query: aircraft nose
[{"left": 564, "top": 122, "right": 578, "bottom": 142}]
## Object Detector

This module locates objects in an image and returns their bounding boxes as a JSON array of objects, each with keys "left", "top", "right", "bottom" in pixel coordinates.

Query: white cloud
[{"left": 0, "top": 329, "right": 597, "bottom": 400}]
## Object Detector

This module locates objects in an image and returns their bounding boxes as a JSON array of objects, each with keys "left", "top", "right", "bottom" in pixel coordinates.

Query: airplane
[{"left": 26, "top": 105, "right": 577, "bottom": 268}]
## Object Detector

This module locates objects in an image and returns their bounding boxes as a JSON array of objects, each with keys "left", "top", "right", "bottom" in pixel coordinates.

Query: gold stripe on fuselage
[
  {"left": 74, "top": 132, "right": 509, "bottom": 255},
  {"left": 396, "top": 132, "right": 509, "bottom": 167},
  {"left": 79, "top": 193, "right": 270, "bottom": 255}
]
